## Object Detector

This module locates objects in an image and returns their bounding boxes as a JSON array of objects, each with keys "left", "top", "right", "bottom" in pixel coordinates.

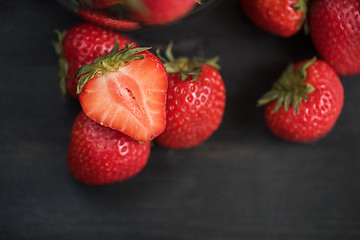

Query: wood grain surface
[{"left": 1, "top": 0, "right": 360, "bottom": 239}]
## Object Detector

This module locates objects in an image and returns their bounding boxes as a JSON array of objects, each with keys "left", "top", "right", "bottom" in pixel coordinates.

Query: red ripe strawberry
[
  {"left": 54, "top": 22, "right": 137, "bottom": 98},
  {"left": 127, "top": 0, "right": 198, "bottom": 26},
  {"left": 77, "top": 8, "right": 141, "bottom": 31},
  {"left": 239, "top": 0, "right": 308, "bottom": 37},
  {"left": 155, "top": 42, "right": 226, "bottom": 149},
  {"left": 258, "top": 58, "right": 344, "bottom": 142},
  {"left": 67, "top": 111, "right": 151, "bottom": 185},
  {"left": 76, "top": 42, "right": 168, "bottom": 143},
  {"left": 90, "top": 0, "right": 124, "bottom": 9},
  {"left": 309, "top": 0, "right": 360, "bottom": 75}
]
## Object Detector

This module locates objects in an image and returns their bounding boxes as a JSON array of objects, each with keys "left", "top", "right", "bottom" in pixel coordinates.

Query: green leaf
[
  {"left": 75, "top": 39, "right": 151, "bottom": 94},
  {"left": 125, "top": 0, "right": 148, "bottom": 13},
  {"left": 122, "top": 46, "right": 151, "bottom": 60},
  {"left": 273, "top": 93, "right": 285, "bottom": 112},
  {"left": 163, "top": 63, "right": 179, "bottom": 73},
  {"left": 77, "top": 74, "right": 93, "bottom": 94},
  {"left": 292, "top": 95, "right": 301, "bottom": 113},
  {"left": 293, "top": 0, "right": 310, "bottom": 30},
  {"left": 53, "top": 30, "right": 66, "bottom": 56},
  {"left": 206, "top": 56, "right": 220, "bottom": 70},
  {"left": 107, "top": 39, "right": 120, "bottom": 58},
  {"left": 258, "top": 57, "right": 317, "bottom": 114},
  {"left": 157, "top": 41, "right": 220, "bottom": 81},
  {"left": 298, "top": 57, "right": 316, "bottom": 79},
  {"left": 257, "top": 90, "right": 279, "bottom": 106},
  {"left": 74, "top": 64, "right": 93, "bottom": 78},
  {"left": 165, "top": 41, "right": 175, "bottom": 62},
  {"left": 284, "top": 92, "right": 292, "bottom": 111},
  {"left": 305, "top": 84, "right": 315, "bottom": 94},
  {"left": 299, "top": 90, "right": 308, "bottom": 100},
  {"left": 180, "top": 73, "right": 188, "bottom": 81},
  {"left": 279, "top": 64, "right": 295, "bottom": 84},
  {"left": 53, "top": 29, "right": 68, "bottom": 99},
  {"left": 156, "top": 49, "right": 167, "bottom": 63}
]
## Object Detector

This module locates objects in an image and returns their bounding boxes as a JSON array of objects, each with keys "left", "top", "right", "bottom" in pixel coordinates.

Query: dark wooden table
[{"left": 1, "top": 0, "right": 360, "bottom": 239}]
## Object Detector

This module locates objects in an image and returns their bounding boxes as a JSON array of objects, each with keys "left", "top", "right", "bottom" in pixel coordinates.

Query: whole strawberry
[
  {"left": 76, "top": 41, "right": 168, "bottom": 143},
  {"left": 239, "top": 0, "right": 308, "bottom": 37},
  {"left": 309, "top": 0, "right": 360, "bottom": 75},
  {"left": 155, "top": 42, "right": 226, "bottom": 149},
  {"left": 127, "top": 0, "right": 198, "bottom": 26},
  {"left": 54, "top": 22, "right": 137, "bottom": 98},
  {"left": 67, "top": 111, "right": 151, "bottom": 185},
  {"left": 258, "top": 58, "right": 344, "bottom": 142}
]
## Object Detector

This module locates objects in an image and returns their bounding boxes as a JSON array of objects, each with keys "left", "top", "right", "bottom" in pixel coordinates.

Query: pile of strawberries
[
  {"left": 54, "top": 0, "right": 225, "bottom": 185},
  {"left": 55, "top": 0, "right": 360, "bottom": 185}
]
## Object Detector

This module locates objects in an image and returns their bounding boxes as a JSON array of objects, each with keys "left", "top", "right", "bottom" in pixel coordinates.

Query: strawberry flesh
[{"left": 79, "top": 51, "right": 168, "bottom": 143}]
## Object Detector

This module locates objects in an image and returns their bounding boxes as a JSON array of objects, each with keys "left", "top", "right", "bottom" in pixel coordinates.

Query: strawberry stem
[
  {"left": 157, "top": 41, "right": 220, "bottom": 81},
  {"left": 257, "top": 57, "right": 316, "bottom": 113},
  {"left": 293, "top": 0, "right": 310, "bottom": 34},
  {"left": 75, "top": 40, "right": 151, "bottom": 94}
]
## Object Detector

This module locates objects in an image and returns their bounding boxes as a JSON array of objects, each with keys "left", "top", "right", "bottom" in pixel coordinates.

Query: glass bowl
[{"left": 56, "top": 0, "right": 222, "bottom": 31}]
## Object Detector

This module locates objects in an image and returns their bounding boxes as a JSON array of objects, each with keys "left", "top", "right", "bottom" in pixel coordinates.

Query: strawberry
[
  {"left": 54, "top": 22, "right": 137, "bottom": 98},
  {"left": 239, "top": 0, "right": 308, "bottom": 37},
  {"left": 76, "top": 41, "right": 168, "bottom": 143},
  {"left": 77, "top": 8, "right": 141, "bottom": 31},
  {"left": 67, "top": 111, "right": 151, "bottom": 185},
  {"left": 309, "top": 0, "right": 360, "bottom": 75},
  {"left": 127, "top": 0, "right": 198, "bottom": 26},
  {"left": 155, "top": 42, "right": 226, "bottom": 149},
  {"left": 258, "top": 58, "right": 344, "bottom": 142}
]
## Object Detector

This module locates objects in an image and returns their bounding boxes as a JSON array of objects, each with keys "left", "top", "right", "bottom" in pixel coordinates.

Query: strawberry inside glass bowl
[{"left": 56, "top": 0, "right": 222, "bottom": 31}]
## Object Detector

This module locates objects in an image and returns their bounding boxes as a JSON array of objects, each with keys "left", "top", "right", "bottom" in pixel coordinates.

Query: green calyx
[
  {"left": 124, "top": 0, "right": 147, "bottom": 13},
  {"left": 257, "top": 57, "right": 316, "bottom": 113},
  {"left": 53, "top": 30, "right": 68, "bottom": 99},
  {"left": 75, "top": 40, "right": 150, "bottom": 94},
  {"left": 156, "top": 41, "right": 220, "bottom": 81},
  {"left": 293, "top": 0, "right": 309, "bottom": 14},
  {"left": 293, "top": 0, "right": 310, "bottom": 33}
]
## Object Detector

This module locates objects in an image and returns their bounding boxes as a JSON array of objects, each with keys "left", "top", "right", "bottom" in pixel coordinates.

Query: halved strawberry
[{"left": 76, "top": 42, "right": 168, "bottom": 143}]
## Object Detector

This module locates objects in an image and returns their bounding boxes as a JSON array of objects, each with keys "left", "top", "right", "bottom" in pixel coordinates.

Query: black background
[{"left": 1, "top": 0, "right": 360, "bottom": 239}]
